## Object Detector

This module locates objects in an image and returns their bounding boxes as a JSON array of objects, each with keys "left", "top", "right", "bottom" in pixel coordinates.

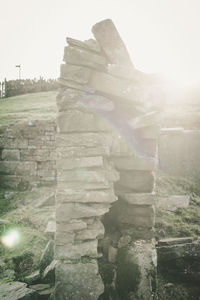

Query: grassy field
[{"left": 0, "top": 91, "right": 57, "bottom": 126}]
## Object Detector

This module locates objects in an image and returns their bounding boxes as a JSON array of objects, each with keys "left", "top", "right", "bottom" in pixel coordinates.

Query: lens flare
[{"left": 1, "top": 230, "right": 20, "bottom": 248}]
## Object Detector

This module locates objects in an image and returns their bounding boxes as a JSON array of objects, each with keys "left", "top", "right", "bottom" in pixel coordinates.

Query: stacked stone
[
  {"left": 55, "top": 19, "right": 161, "bottom": 300},
  {"left": 0, "top": 120, "right": 56, "bottom": 190},
  {"left": 55, "top": 25, "right": 120, "bottom": 300}
]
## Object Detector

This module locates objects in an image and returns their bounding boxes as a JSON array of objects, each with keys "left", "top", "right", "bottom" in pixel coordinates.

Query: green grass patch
[{"left": 0, "top": 91, "right": 57, "bottom": 126}]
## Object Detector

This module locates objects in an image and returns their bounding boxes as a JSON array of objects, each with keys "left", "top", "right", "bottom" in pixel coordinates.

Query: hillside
[{"left": 0, "top": 91, "right": 57, "bottom": 126}]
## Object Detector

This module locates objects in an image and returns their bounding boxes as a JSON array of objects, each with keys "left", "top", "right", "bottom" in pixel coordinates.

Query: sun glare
[{"left": 1, "top": 230, "right": 20, "bottom": 248}]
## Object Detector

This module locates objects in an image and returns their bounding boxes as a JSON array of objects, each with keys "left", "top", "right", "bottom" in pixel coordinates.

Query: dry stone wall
[
  {"left": 0, "top": 121, "right": 56, "bottom": 190},
  {"left": 54, "top": 19, "right": 161, "bottom": 300}
]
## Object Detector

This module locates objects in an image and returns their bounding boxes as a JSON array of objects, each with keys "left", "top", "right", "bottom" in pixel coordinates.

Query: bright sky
[{"left": 0, "top": 0, "right": 200, "bottom": 87}]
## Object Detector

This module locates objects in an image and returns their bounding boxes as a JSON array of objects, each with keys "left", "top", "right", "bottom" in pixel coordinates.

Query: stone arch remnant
[{"left": 54, "top": 19, "right": 161, "bottom": 300}]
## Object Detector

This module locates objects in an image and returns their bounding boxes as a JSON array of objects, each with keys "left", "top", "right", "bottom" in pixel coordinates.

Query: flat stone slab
[
  {"left": 157, "top": 237, "right": 194, "bottom": 246},
  {"left": 123, "top": 193, "right": 155, "bottom": 205},
  {"left": 0, "top": 281, "right": 38, "bottom": 300},
  {"left": 92, "top": 19, "right": 133, "bottom": 67}
]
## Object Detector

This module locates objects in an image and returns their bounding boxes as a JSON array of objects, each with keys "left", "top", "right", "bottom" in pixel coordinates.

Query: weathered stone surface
[
  {"left": 156, "top": 195, "right": 190, "bottom": 211},
  {"left": 56, "top": 110, "right": 111, "bottom": 133},
  {"left": 45, "top": 221, "right": 56, "bottom": 239},
  {"left": 117, "top": 240, "right": 157, "bottom": 300},
  {"left": 157, "top": 239, "right": 200, "bottom": 261},
  {"left": 129, "top": 111, "right": 160, "bottom": 130},
  {"left": 89, "top": 71, "right": 140, "bottom": 102},
  {"left": 157, "top": 238, "right": 200, "bottom": 283},
  {"left": 56, "top": 145, "right": 110, "bottom": 158},
  {"left": 111, "top": 155, "right": 155, "bottom": 171},
  {"left": 57, "top": 180, "right": 113, "bottom": 190},
  {"left": 56, "top": 156, "right": 103, "bottom": 170},
  {"left": 55, "top": 260, "right": 104, "bottom": 299},
  {"left": 24, "top": 270, "right": 40, "bottom": 285},
  {"left": 56, "top": 189, "right": 117, "bottom": 204},
  {"left": 42, "top": 260, "right": 57, "bottom": 284},
  {"left": 56, "top": 132, "right": 111, "bottom": 148},
  {"left": 55, "top": 240, "right": 98, "bottom": 259},
  {"left": 63, "top": 46, "right": 106, "bottom": 70},
  {"left": 137, "top": 138, "right": 157, "bottom": 157},
  {"left": 123, "top": 193, "right": 155, "bottom": 205},
  {"left": 40, "top": 240, "right": 54, "bottom": 274},
  {"left": 108, "top": 246, "right": 118, "bottom": 263},
  {"left": 0, "top": 161, "right": 36, "bottom": 176},
  {"left": 60, "top": 63, "right": 92, "bottom": 84},
  {"left": 157, "top": 237, "right": 194, "bottom": 246},
  {"left": 0, "top": 281, "right": 38, "bottom": 300},
  {"left": 133, "top": 124, "right": 160, "bottom": 139},
  {"left": 78, "top": 94, "right": 115, "bottom": 112},
  {"left": 55, "top": 231, "right": 75, "bottom": 245},
  {"left": 57, "top": 169, "right": 119, "bottom": 184},
  {"left": 56, "top": 202, "right": 111, "bottom": 222},
  {"left": 56, "top": 88, "right": 85, "bottom": 111},
  {"left": 58, "top": 77, "right": 96, "bottom": 93},
  {"left": 29, "top": 284, "right": 54, "bottom": 297},
  {"left": 56, "top": 220, "right": 87, "bottom": 232},
  {"left": 115, "top": 170, "right": 155, "bottom": 193},
  {"left": 2, "top": 149, "right": 20, "bottom": 161},
  {"left": 67, "top": 37, "right": 101, "bottom": 53},
  {"left": 108, "top": 200, "right": 155, "bottom": 228},
  {"left": 75, "top": 220, "right": 105, "bottom": 241},
  {"left": 92, "top": 19, "right": 133, "bottom": 67},
  {"left": 106, "top": 64, "right": 154, "bottom": 84}
]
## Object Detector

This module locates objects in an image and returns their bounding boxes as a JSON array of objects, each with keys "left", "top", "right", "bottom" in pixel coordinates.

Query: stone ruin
[{"left": 54, "top": 19, "right": 161, "bottom": 300}]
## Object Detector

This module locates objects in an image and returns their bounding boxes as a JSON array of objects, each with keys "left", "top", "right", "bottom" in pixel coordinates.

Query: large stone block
[
  {"left": 63, "top": 46, "right": 106, "bottom": 70},
  {"left": 56, "top": 110, "right": 111, "bottom": 133},
  {"left": 56, "top": 220, "right": 87, "bottom": 232},
  {"left": 60, "top": 63, "right": 92, "bottom": 84},
  {"left": 0, "top": 281, "right": 38, "bottom": 300},
  {"left": 56, "top": 132, "right": 111, "bottom": 148},
  {"left": 108, "top": 200, "right": 155, "bottom": 228},
  {"left": 56, "top": 189, "right": 117, "bottom": 204},
  {"left": 75, "top": 220, "right": 105, "bottom": 241},
  {"left": 117, "top": 240, "right": 157, "bottom": 300},
  {"left": 92, "top": 19, "right": 133, "bottom": 67},
  {"left": 133, "top": 124, "right": 160, "bottom": 139},
  {"left": 54, "top": 260, "right": 104, "bottom": 299},
  {"left": 57, "top": 169, "right": 119, "bottom": 184},
  {"left": 88, "top": 71, "right": 141, "bottom": 102},
  {"left": 55, "top": 240, "right": 98, "bottom": 260},
  {"left": 56, "top": 202, "right": 111, "bottom": 222},
  {"left": 56, "top": 156, "right": 103, "bottom": 170},
  {"left": 111, "top": 155, "right": 155, "bottom": 171},
  {"left": 67, "top": 37, "right": 101, "bottom": 53},
  {"left": 56, "top": 145, "right": 110, "bottom": 158},
  {"left": 57, "top": 180, "right": 113, "bottom": 190},
  {"left": 115, "top": 170, "right": 155, "bottom": 193},
  {"left": 56, "top": 88, "right": 85, "bottom": 112},
  {"left": 2, "top": 149, "right": 20, "bottom": 161},
  {"left": 123, "top": 193, "right": 155, "bottom": 205},
  {"left": 0, "top": 161, "right": 37, "bottom": 176}
]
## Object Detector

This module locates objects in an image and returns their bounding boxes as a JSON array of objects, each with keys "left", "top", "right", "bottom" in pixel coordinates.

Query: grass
[
  {"left": 0, "top": 191, "right": 54, "bottom": 281},
  {"left": 155, "top": 170, "right": 200, "bottom": 239},
  {"left": 0, "top": 91, "right": 57, "bottom": 126}
]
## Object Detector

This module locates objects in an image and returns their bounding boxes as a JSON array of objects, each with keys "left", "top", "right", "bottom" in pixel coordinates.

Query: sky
[{"left": 0, "top": 0, "right": 200, "bottom": 87}]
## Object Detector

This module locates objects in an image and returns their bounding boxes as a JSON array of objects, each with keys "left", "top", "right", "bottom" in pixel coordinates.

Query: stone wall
[
  {"left": 54, "top": 19, "right": 161, "bottom": 300},
  {"left": 0, "top": 120, "right": 56, "bottom": 190},
  {"left": 158, "top": 128, "right": 200, "bottom": 182}
]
